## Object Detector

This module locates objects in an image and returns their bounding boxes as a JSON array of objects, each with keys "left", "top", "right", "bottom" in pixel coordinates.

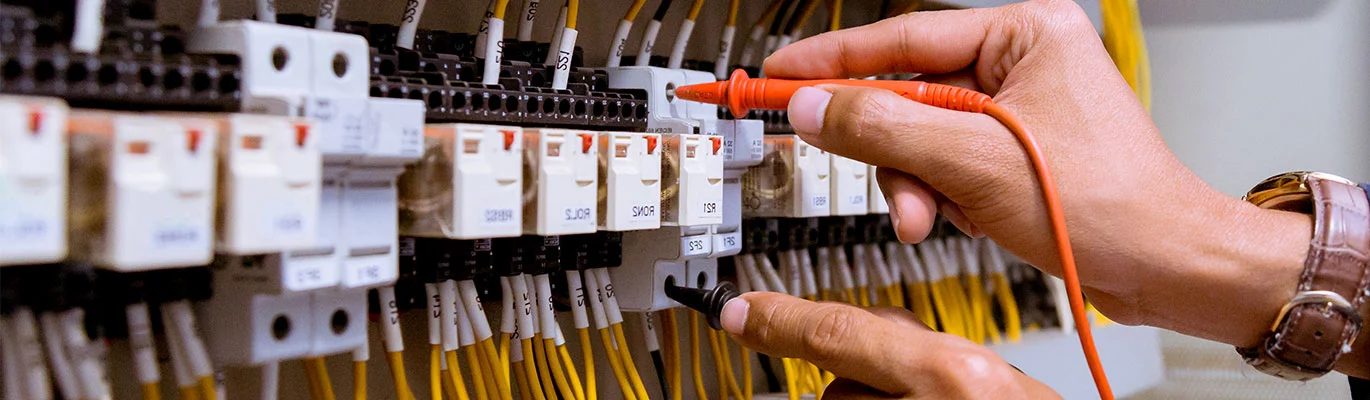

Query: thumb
[{"left": 786, "top": 85, "right": 1019, "bottom": 203}]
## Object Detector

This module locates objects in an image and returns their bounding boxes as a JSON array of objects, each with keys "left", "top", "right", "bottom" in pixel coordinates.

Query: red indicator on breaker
[
  {"left": 502, "top": 130, "right": 517, "bottom": 150},
  {"left": 28, "top": 109, "right": 42, "bottom": 134},
  {"left": 187, "top": 129, "right": 203, "bottom": 152},
  {"left": 580, "top": 133, "right": 594, "bottom": 154},
  {"left": 295, "top": 124, "right": 310, "bottom": 148},
  {"left": 710, "top": 137, "right": 722, "bottom": 155},
  {"left": 646, "top": 135, "right": 658, "bottom": 154}
]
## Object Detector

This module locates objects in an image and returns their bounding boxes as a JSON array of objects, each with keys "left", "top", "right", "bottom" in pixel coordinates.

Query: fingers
[
  {"left": 875, "top": 168, "right": 937, "bottom": 244},
  {"left": 865, "top": 307, "right": 932, "bottom": 331},
  {"left": 720, "top": 292, "right": 938, "bottom": 395},
  {"left": 762, "top": 8, "right": 997, "bottom": 79},
  {"left": 822, "top": 378, "right": 900, "bottom": 400}
]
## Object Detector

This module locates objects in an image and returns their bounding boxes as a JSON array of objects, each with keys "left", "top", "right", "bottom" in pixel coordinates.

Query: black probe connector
[{"left": 664, "top": 281, "right": 741, "bottom": 331}]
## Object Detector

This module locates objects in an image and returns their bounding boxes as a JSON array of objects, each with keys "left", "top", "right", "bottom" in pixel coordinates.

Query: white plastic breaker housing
[
  {"left": 606, "top": 67, "right": 693, "bottom": 123},
  {"left": 686, "top": 258, "right": 719, "bottom": 292},
  {"left": 336, "top": 99, "right": 424, "bottom": 289},
  {"left": 869, "top": 164, "right": 889, "bottom": 214},
  {"left": 213, "top": 115, "right": 322, "bottom": 255},
  {"left": 523, "top": 128, "right": 599, "bottom": 236},
  {"left": 741, "top": 135, "right": 831, "bottom": 218},
  {"left": 598, "top": 132, "right": 663, "bottom": 232},
  {"left": 711, "top": 119, "right": 765, "bottom": 258},
  {"left": 307, "top": 288, "right": 368, "bottom": 356},
  {"left": 615, "top": 228, "right": 697, "bottom": 312},
  {"left": 66, "top": 112, "right": 217, "bottom": 271},
  {"left": 400, "top": 124, "right": 524, "bottom": 240},
  {"left": 307, "top": 29, "right": 372, "bottom": 160},
  {"left": 0, "top": 96, "right": 68, "bottom": 266},
  {"left": 660, "top": 132, "right": 724, "bottom": 227},
  {"left": 189, "top": 21, "right": 313, "bottom": 117},
  {"left": 830, "top": 155, "right": 869, "bottom": 216},
  {"left": 199, "top": 287, "right": 313, "bottom": 365}
]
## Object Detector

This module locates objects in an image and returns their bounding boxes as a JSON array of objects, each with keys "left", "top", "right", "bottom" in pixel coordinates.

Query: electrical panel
[{"left": 0, "top": 2, "right": 1096, "bottom": 400}]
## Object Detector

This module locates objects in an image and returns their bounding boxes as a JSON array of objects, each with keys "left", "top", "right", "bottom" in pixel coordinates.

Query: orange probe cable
[{"left": 675, "top": 70, "right": 1114, "bottom": 400}]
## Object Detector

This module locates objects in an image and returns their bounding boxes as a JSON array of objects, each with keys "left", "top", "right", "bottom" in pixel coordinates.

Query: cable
[
  {"left": 582, "top": 269, "right": 637, "bottom": 400},
  {"left": 526, "top": 275, "right": 557, "bottom": 400},
  {"left": 316, "top": 0, "right": 340, "bottom": 31},
  {"left": 607, "top": 0, "right": 651, "bottom": 67},
  {"left": 442, "top": 280, "right": 473, "bottom": 400},
  {"left": 352, "top": 346, "right": 368, "bottom": 400},
  {"left": 310, "top": 357, "right": 338, "bottom": 400},
  {"left": 167, "top": 300, "right": 217, "bottom": 400},
  {"left": 827, "top": 0, "right": 842, "bottom": 32},
  {"left": 38, "top": 312, "right": 80, "bottom": 400},
  {"left": 517, "top": 0, "right": 543, "bottom": 41},
  {"left": 738, "top": 0, "right": 786, "bottom": 67},
  {"left": 458, "top": 279, "right": 510, "bottom": 400},
  {"left": 688, "top": 312, "right": 707, "bottom": 400},
  {"left": 762, "top": 0, "right": 800, "bottom": 61},
  {"left": 160, "top": 306, "right": 198, "bottom": 400},
  {"left": 126, "top": 302, "right": 162, "bottom": 400},
  {"left": 565, "top": 271, "right": 597, "bottom": 400},
  {"left": 499, "top": 276, "right": 517, "bottom": 389},
  {"left": 61, "top": 307, "right": 110, "bottom": 400},
  {"left": 197, "top": 0, "right": 220, "bottom": 27},
  {"left": 678, "top": 72, "right": 1115, "bottom": 399},
  {"left": 1, "top": 317, "right": 23, "bottom": 400},
  {"left": 396, "top": 0, "right": 427, "bottom": 49},
  {"left": 453, "top": 287, "right": 492, "bottom": 400},
  {"left": 6, "top": 308, "right": 51, "bottom": 400},
  {"left": 643, "top": 313, "right": 668, "bottom": 398},
  {"left": 376, "top": 286, "right": 417, "bottom": 400},
  {"left": 983, "top": 241, "right": 1024, "bottom": 342},
  {"left": 659, "top": 310, "right": 682, "bottom": 400},
  {"left": 781, "top": 0, "right": 821, "bottom": 48},
  {"left": 70, "top": 0, "right": 106, "bottom": 53},
  {"left": 894, "top": 243, "right": 938, "bottom": 329},
  {"left": 510, "top": 275, "right": 548, "bottom": 400},
  {"left": 633, "top": 0, "right": 676, "bottom": 67},
  {"left": 714, "top": 0, "right": 742, "bottom": 79},
  {"left": 597, "top": 268, "right": 651, "bottom": 400},
  {"left": 425, "top": 283, "right": 446, "bottom": 399},
  {"left": 257, "top": 0, "right": 277, "bottom": 22},
  {"left": 476, "top": 0, "right": 513, "bottom": 84},
  {"left": 667, "top": 0, "right": 708, "bottom": 69},
  {"left": 534, "top": 274, "right": 578, "bottom": 400},
  {"left": 547, "top": 0, "right": 580, "bottom": 90}
]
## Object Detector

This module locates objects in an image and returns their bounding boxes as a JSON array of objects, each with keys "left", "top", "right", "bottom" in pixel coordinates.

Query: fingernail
[
  {"left": 888, "top": 199, "right": 904, "bottom": 242},
  {"left": 787, "top": 87, "right": 832, "bottom": 136},
  {"left": 720, "top": 297, "right": 750, "bottom": 335}
]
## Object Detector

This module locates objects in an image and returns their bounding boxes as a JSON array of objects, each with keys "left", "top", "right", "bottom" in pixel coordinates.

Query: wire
[
  {"left": 546, "top": 0, "right": 580, "bottom": 90},
  {"left": 644, "top": 313, "right": 668, "bottom": 398},
  {"left": 353, "top": 347, "right": 368, "bottom": 400},
  {"left": 633, "top": 0, "right": 675, "bottom": 66},
  {"left": 37, "top": 312, "right": 79, "bottom": 400},
  {"left": 257, "top": 0, "right": 277, "bottom": 22},
  {"left": 738, "top": 0, "right": 786, "bottom": 67},
  {"left": 606, "top": 0, "right": 651, "bottom": 67},
  {"left": 396, "top": 0, "right": 427, "bottom": 49},
  {"left": 583, "top": 269, "right": 637, "bottom": 400},
  {"left": 197, "top": 0, "right": 220, "bottom": 27},
  {"left": 160, "top": 307, "right": 198, "bottom": 400},
  {"left": 666, "top": 0, "right": 707, "bottom": 68},
  {"left": 659, "top": 310, "right": 682, "bottom": 400},
  {"left": 597, "top": 269, "right": 651, "bottom": 400},
  {"left": 474, "top": 0, "right": 511, "bottom": 84},
  {"left": 70, "top": 0, "right": 106, "bottom": 53},
  {"left": 688, "top": 313, "right": 707, "bottom": 400},
  {"left": 262, "top": 362, "right": 280, "bottom": 400},
  {"left": 315, "top": 0, "right": 340, "bottom": 31},
  {"left": 378, "top": 286, "right": 417, "bottom": 400},
  {"left": 459, "top": 279, "right": 510, "bottom": 400},
  {"left": 5, "top": 308, "right": 51, "bottom": 400},
  {"left": 534, "top": 274, "right": 578, "bottom": 400},
  {"left": 441, "top": 280, "right": 473, "bottom": 400},
  {"left": 713, "top": 0, "right": 743, "bottom": 78},
  {"left": 167, "top": 300, "right": 217, "bottom": 400},
  {"left": 517, "top": 0, "right": 543, "bottom": 41},
  {"left": 311, "top": 357, "right": 338, "bottom": 400},
  {"left": 126, "top": 302, "right": 162, "bottom": 400},
  {"left": 564, "top": 271, "right": 597, "bottom": 400},
  {"left": 784, "top": 0, "right": 821, "bottom": 40},
  {"left": 827, "top": 0, "right": 842, "bottom": 31}
]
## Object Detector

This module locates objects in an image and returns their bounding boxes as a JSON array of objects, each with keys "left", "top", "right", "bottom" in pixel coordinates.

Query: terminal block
[
  {"left": 742, "top": 135, "right": 831, "bottom": 218},
  {"left": 66, "top": 112, "right": 217, "bottom": 271},
  {"left": 0, "top": 96, "right": 68, "bottom": 266},
  {"left": 597, "top": 132, "right": 663, "bottom": 232},
  {"left": 830, "top": 155, "right": 870, "bottom": 216},
  {"left": 209, "top": 114, "right": 321, "bottom": 255},
  {"left": 400, "top": 124, "right": 524, "bottom": 239},
  {"left": 188, "top": 20, "right": 314, "bottom": 116},
  {"left": 523, "top": 128, "right": 599, "bottom": 236}
]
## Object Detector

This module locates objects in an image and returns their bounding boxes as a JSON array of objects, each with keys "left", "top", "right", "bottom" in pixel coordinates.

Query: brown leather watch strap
[{"left": 1240, "top": 174, "right": 1370, "bottom": 380}]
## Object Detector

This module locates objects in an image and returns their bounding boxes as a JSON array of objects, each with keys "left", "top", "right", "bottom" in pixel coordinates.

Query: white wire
[
  {"left": 867, "top": 244, "right": 894, "bottom": 292},
  {"left": 634, "top": 19, "right": 662, "bottom": 67},
  {"left": 475, "top": 0, "right": 497, "bottom": 56},
  {"left": 592, "top": 268, "right": 624, "bottom": 325},
  {"left": 261, "top": 361, "right": 281, "bottom": 400},
  {"left": 257, "top": 0, "right": 277, "bottom": 23},
  {"left": 481, "top": 17, "right": 507, "bottom": 84},
  {"left": 714, "top": 25, "right": 737, "bottom": 79},
  {"left": 1, "top": 316, "right": 24, "bottom": 400},
  {"left": 451, "top": 283, "right": 476, "bottom": 348},
  {"left": 545, "top": 6, "right": 568, "bottom": 65},
  {"left": 162, "top": 306, "right": 195, "bottom": 392},
  {"left": 606, "top": 20, "right": 634, "bottom": 67},
  {"left": 851, "top": 245, "right": 872, "bottom": 300},
  {"left": 125, "top": 303, "right": 160, "bottom": 385},
  {"left": 533, "top": 274, "right": 558, "bottom": 337},
  {"left": 459, "top": 280, "right": 495, "bottom": 341},
  {"left": 737, "top": 26, "right": 766, "bottom": 67},
  {"left": 378, "top": 286, "right": 407, "bottom": 353},
  {"left": 511, "top": 275, "right": 536, "bottom": 341},
  {"left": 815, "top": 247, "right": 833, "bottom": 296},
  {"left": 38, "top": 312, "right": 80, "bottom": 400},
  {"left": 832, "top": 246, "right": 856, "bottom": 296},
  {"left": 666, "top": 19, "right": 695, "bottom": 69},
  {"left": 565, "top": 271, "right": 590, "bottom": 330},
  {"left": 500, "top": 277, "right": 518, "bottom": 336},
  {"left": 524, "top": 274, "right": 542, "bottom": 337},
  {"left": 440, "top": 280, "right": 462, "bottom": 352},
  {"left": 167, "top": 300, "right": 213, "bottom": 380},
  {"left": 549, "top": 23, "right": 577, "bottom": 89},
  {"left": 735, "top": 256, "right": 755, "bottom": 293},
  {"left": 315, "top": 0, "right": 339, "bottom": 31},
  {"left": 9, "top": 309, "right": 50, "bottom": 400},
  {"left": 426, "top": 283, "right": 443, "bottom": 347},
  {"left": 782, "top": 249, "right": 802, "bottom": 297},
  {"left": 744, "top": 254, "right": 771, "bottom": 293},
  {"left": 582, "top": 270, "right": 610, "bottom": 330},
  {"left": 641, "top": 313, "right": 659, "bottom": 353},
  {"left": 397, "top": 0, "right": 428, "bottom": 49},
  {"left": 70, "top": 0, "right": 106, "bottom": 53},
  {"left": 197, "top": 0, "right": 221, "bottom": 27},
  {"left": 756, "top": 254, "right": 787, "bottom": 295},
  {"left": 798, "top": 248, "right": 819, "bottom": 298},
  {"left": 517, "top": 0, "right": 543, "bottom": 41}
]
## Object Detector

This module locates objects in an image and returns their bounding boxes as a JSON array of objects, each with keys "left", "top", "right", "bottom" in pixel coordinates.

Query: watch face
[{"left": 1244, "top": 172, "right": 1354, "bottom": 212}]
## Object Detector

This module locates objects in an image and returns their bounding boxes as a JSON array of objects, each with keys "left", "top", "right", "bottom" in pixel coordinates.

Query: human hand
[
  {"left": 719, "top": 292, "right": 1062, "bottom": 399},
  {"left": 766, "top": 0, "right": 1314, "bottom": 352}
]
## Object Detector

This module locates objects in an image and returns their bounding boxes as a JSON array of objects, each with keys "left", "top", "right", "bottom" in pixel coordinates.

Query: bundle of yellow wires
[{"left": 1101, "top": 0, "right": 1151, "bottom": 111}]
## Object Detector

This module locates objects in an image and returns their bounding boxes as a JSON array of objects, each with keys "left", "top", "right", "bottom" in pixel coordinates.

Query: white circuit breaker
[
  {"left": 712, "top": 119, "right": 765, "bottom": 258},
  {"left": 742, "top": 135, "right": 831, "bottom": 218},
  {"left": 660, "top": 133, "right": 724, "bottom": 227},
  {"left": 307, "top": 289, "right": 368, "bottom": 356},
  {"left": 212, "top": 114, "right": 322, "bottom": 255},
  {"left": 830, "top": 154, "right": 870, "bottom": 216},
  {"left": 400, "top": 124, "right": 524, "bottom": 240},
  {"left": 523, "top": 128, "right": 599, "bottom": 236},
  {"left": 598, "top": 132, "right": 662, "bottom": 232},
  {"left": 199, "top": 287, "right": 314, "bottom": 366},
  {"left": 0, "top": 96, "right": 68, "bottom": 266},
  {"left": 189, "top": 21, "right": 314, "bottom": 117},
  {"left": 337, "top": 98, "right": 424, "bottom": 289},
  {"left": 66, "top": 112, "right": 217, "bottom": 271}
]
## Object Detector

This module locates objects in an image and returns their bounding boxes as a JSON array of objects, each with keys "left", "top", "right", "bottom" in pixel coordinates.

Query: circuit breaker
[{"left": 0, "top": 96, "right": 68, "bottom": 266}]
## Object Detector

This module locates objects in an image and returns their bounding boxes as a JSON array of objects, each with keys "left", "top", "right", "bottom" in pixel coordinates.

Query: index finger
[
  {"left": 761, "top": 7, "right": 996, "bottom": 79},
  {"left": 720, "top": 292, "right": 944, "bottom": 395}
]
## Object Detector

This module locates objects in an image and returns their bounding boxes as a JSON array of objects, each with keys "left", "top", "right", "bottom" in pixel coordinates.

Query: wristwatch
[{"left": 1238, "top": 171, "right": 1369, "bottom": 381}]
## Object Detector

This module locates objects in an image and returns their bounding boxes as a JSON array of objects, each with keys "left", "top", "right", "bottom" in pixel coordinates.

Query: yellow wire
[
  {"left": 854, "top": 285, "right": 870, "bottom": 307},
  {"left": 558, "top": 344, "right": 587, "bottom": 400},
  {"left": 740, "top": 347, "right": 753, "bottom": 400},
  {"left": 597, "top": 328, "right": 637, "bottom": 400},
  {"left": 787, "top": 0, "right": 824, "bottom": 36},
  {"left": 532, "top": 337, "right": 556, "bottom": 400},
  {"left": 577, "top": 328, "right": 598, "bottom": 400},
  {"left": 686, "top": 0, "right": 707, "bottom": 21},
  {"left": 447, "top": 351, "right": 473, "bottom": 400},
  {"left": 484, "top": 337, "right": 512, "bottom": 400},
  {"left": 662, "top": 311, "right": 682, "bottom": 400},
  {"left": 990, "top": 274, "right": 1023, "bottom": 342},
  {"left": 781, "top": 358, "right": 798, "bottom": 400},
  {"left": 827, "top": 0, "right": 842, "bottom": 31},
  {"left": 313, "top": 357, "right": 338, "bottom": 400},
  {"left": 612, "top": 324, "right": 651, "bottom": 400},
  {"left": 966, "top": 274, "right": 988, "bottom": 344},
  {"left": 492, "top": 0, "right": 511, "bottom": 19},
  {"left": 688, "top": 313, "right": 707, "bottom": 400},
  {"left": 353, "top": 361, "right": 367, "bottom": 400},
  {"left": 180, "top": 385, "right": 200, "bottom": 400},
  {"left": 715, "top": 331, "right": 745, "bottom": 400},
  {"left": 928, "top": 280, "right": 958, "bottom": 336},
  {"left": 753, "top": 0, "right": 786, "bottom": 29},
  {"left": 386, "top": 351, "right": 418, "bottom": 400},
  {"left": 197, "top": 376, "right": 218, "bottom": 400},
  {"left": 908, "top": 282, "right": 937, "bottom": 330},
  {"left": 566, "top": 0, "right": 580, "bottom": 29},
  {"left": 431, "top": 345, "right": 445, "bottom": 399},
  {"left": 893, "top": 0, "right": 921, "bottom": 16},
  {"left": 464, "top": 346, "right": 491, "bottom": 400},
  {"left": 445, "top": 366, "right": 461, "bottom": 400},
  {"left": 513, "top": 362, "right": 534, "bottom": 400},
  {"left": 544, "top": 340, "right": 578, "bottom": 400},
  {"left": 707, "top": 325, "right": 727, "bottom": 400},
  {"left": 305, "top": 358, "right": 323, "bottom": 400},
  {"left": 726, "top": 0, "right": 740, "bottom": 26},
  {"left": 499, "top": 333, "right": 512, "bottom": 380},
  {"left": 141, "top": 382, "right": 162, "bottom": 400},
  {"left": 473, "top": 342, "right": 503, "bottom": 400},
  {"left": 623, "top": 0, "right": 649, "bottom": 21},
  {"left": 520, "top": 339, "right": 547, "bottom": 400}
]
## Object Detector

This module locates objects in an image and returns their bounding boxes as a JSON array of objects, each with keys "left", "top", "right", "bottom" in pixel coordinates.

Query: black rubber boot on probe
[{"left": 665, "top": 281, "right": 741, "bottom": 330}]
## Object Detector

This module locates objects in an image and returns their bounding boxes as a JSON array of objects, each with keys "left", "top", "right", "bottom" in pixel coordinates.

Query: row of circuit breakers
[{"left": 0, "top": 8, "right": 891, "bottom": 370}]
